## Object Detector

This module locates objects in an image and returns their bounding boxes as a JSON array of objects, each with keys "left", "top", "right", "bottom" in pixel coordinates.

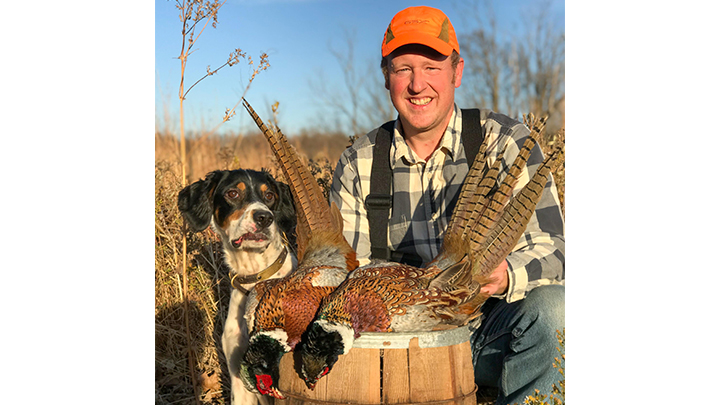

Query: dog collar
[{"left": 229, "top": 244, "right": 290, "bottom": 294}]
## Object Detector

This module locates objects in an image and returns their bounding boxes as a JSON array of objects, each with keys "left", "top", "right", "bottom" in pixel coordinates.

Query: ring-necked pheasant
[
  {"left": 297, "top": 117, "right": 562, "bottom": 389},
  {"left": 237, "top": 99, "right": 359, "bottom": 399}
]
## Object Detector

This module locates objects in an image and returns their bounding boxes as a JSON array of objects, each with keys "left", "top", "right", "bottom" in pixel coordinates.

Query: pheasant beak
[
  {"left": 256, "top": 374, "right": 285, "bottom": 399},
  {"left": 268, "top": 387, "right": 285, "bottom": 399}
]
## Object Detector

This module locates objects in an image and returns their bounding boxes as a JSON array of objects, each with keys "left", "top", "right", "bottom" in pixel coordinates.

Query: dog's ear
[
  {"left": 274, "top": 180, "right": 297, "bottom": 243},
  {"left": 177, "top": 171, "right": 225, "bottom": 232}
]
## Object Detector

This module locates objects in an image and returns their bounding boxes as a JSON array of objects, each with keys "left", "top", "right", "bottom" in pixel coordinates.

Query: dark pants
[{"left": 469, "top": 285, "right": 565, "bottom": 405}]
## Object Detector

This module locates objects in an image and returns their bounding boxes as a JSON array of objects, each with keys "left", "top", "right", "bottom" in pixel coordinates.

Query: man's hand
[{"left": 480, "top": 260, "right": 509, "bottom": 296}]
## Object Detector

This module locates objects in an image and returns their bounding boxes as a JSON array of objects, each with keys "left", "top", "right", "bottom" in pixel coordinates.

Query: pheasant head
[
  {"left": 299, "top": 319, "right": 354, "bottom": 389},
  {"left": 240, "top": 332, "right": 290, "bottom": 399}
]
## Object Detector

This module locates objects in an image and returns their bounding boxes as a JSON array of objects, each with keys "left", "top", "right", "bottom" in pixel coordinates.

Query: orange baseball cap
[{"left": 381, "top": 6, "right": 460, "bottom": 57}]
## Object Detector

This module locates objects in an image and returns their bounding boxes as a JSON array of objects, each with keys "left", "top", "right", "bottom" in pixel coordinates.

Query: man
[{"left": 328, "top": 6, "right": 564, "bottom": 405}]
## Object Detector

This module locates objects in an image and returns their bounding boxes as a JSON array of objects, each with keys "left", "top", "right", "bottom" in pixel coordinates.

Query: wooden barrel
[{"left": 277, "top": 326, "right": 477, "bottom": 405}]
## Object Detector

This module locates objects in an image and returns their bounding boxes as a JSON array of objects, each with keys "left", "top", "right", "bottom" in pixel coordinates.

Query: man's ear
[{"left": 454, "top": 57, "right": 464, "bottom": 88}]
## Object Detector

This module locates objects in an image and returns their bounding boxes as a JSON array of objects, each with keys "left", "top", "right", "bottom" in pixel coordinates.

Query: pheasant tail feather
[
  {"left": 242, "top": 99, "right": 346, "bottom": 260},
  {"left": 472, "top": 144, "right": 561, "bottom": 277},
  {"left": 467, "top": 130, "right": 539, "bottom": 248},
  {"left": 444, "top": 137, "right": 491, "bottom": 239}
]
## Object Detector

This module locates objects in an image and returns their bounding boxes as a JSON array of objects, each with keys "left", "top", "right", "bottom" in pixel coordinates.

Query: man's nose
[{"left": 409, "top": 70, "right": 428, "bottom": 93}]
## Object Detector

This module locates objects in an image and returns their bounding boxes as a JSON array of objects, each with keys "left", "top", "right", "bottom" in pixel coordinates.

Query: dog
[{"left": 178, "top": 168, "right": 297, "bottom": 405}]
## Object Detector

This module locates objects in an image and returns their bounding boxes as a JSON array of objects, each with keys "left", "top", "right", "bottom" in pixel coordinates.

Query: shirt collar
[{"left": 390, "top": 104, "right": 463, "bottom": 167}]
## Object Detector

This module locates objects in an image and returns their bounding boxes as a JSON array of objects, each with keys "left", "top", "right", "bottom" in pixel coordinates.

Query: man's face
[{"left": 386, "top": 45, "right": 463, "bottom": 137}]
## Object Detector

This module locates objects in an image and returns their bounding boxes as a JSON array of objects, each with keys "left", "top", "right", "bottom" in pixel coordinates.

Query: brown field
[{"left": 154, "top": 127, "right": 565, "bottom": 405}]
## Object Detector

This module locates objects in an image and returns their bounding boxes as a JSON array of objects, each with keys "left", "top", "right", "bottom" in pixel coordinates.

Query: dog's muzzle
[{"left": 230, "top": 209, "right": 275, "bottom": 248}]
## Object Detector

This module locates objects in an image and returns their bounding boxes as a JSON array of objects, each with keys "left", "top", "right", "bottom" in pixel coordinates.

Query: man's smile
[{"left": 409, "top": 97, "right": 432, "bottom": 106}]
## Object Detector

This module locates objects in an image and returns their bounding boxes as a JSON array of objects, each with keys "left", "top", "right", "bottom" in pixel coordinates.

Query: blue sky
[{"left": 155, "top": 0, "right": 565, "bottom": 136}]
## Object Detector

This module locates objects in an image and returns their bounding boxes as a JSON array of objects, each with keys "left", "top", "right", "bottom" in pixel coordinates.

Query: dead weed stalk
[{"left": 171, "top": 1, "right": 272, "bottom": 402}]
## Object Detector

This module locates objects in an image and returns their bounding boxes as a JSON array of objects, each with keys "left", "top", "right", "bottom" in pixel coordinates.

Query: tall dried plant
[{"left": 172, "top": 1, "right": 269, "bottom": 402}]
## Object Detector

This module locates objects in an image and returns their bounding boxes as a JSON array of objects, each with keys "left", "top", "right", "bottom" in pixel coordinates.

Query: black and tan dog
[{"left": 178, "top": 169, "right": 297, "bottom": 405}]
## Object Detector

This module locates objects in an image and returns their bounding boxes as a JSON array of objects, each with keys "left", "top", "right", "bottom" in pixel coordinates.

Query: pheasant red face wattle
[{"left": 256, "top": 374, "right": 284, "bottom": 399}]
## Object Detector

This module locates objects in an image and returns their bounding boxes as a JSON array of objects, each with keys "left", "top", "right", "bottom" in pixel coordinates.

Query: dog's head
[{"left": 178, "top": 169, "right": 296, "bottom": 251}]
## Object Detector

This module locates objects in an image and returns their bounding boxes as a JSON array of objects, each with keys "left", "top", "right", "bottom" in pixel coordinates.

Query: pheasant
[
  {"left": 237, "top": 99, "right": 359, "bottom": 399},
  {"left": 297, "top": 117, "right": 563, "bottom": 389}
]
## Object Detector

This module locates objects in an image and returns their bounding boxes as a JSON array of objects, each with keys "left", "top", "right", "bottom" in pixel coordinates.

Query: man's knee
[
  {"left": 514, "top": 285, "right": 564, "bottom": 350},
  {"left": 524, "top": 284, "right": 564, "bottom": 329}
]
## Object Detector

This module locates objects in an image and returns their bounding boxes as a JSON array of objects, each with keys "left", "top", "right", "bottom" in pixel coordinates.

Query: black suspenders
[
  {"left": 365, "top": 120, "right": 396, "bottom": 261},
  {"left": 365, "top": 108, "right": 485, "bottom": 263}
]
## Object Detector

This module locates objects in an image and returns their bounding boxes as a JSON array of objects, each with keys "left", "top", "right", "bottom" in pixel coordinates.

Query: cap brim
[{"left": 382, "top": 33, "right": 456, "bottom": 57}]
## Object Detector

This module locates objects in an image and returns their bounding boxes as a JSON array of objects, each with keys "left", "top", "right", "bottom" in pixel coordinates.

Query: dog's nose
[{"left": 253, "top": 210, "right": 274, "bottom": 229}]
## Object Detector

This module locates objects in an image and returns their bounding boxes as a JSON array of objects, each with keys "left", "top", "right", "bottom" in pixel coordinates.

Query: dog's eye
[
  {"left": 226, "top": 190, "right": 240, "bottom": 199},
  {"left": 264, "top": 191, "right": 276, "bottom": 203}
]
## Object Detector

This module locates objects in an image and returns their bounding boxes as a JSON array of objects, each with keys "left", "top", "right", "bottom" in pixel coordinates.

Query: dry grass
[
  {"left": 154, "top": 125, "right": 565, "bottom": 405},
  {"left": 155, "top": 130, "right": 349, "bottom": 184},
  {"left": 155, "top": 161, "right": 228, "bottom": 404}
]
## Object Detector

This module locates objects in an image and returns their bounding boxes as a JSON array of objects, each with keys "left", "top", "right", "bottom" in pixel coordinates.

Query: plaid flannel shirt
[{"left": 329, "top": 105, "right": 565, "bottom": 302}]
